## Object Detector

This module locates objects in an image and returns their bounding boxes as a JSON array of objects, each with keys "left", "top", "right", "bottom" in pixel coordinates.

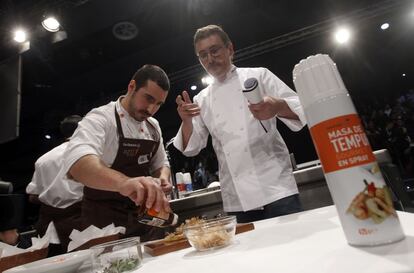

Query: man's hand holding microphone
[{"left": 243, "top": 78, "right": 298, "bottom": 121}]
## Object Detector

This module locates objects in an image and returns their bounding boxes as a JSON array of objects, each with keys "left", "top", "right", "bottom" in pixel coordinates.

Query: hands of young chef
[
  {"left": 176, "top": 90, "right": 200, "bottom": 123},
  {"left": 152, "top": 177, "right": 173, "bottom": 195},
  {"left": 118, "top": 177, "right": 171, "bottom": 212}
]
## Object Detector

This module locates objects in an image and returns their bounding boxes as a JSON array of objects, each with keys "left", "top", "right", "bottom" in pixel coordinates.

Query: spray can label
[{"left": 310, "top": 114, "right": 403, "bottom": 244}]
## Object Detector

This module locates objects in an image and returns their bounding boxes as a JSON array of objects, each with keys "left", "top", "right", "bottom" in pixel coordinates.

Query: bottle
[
  {"left": 175, "top": 172, "right": 186, "bottom": 198},
  {"left": 137, "top": 207, "right": 178, "bottom": 228},
  {"left": 183, "top": 172, "right": 193, "bottom": 192},
  {"left": 293, "top": 54, "right": 405, "bottom": 246}
]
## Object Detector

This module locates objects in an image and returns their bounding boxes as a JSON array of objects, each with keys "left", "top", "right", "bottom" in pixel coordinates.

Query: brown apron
[
  {"left": 35, "top": 201, "right": 82, "bottom": 251},
  {"left": 81, "top": 107, "right": 162, "bottom": 241}
]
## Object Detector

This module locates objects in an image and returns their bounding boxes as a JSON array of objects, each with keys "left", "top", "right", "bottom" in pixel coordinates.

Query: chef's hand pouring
[{"left": 118, "top": 176, "right": 171, "bottom": 212}]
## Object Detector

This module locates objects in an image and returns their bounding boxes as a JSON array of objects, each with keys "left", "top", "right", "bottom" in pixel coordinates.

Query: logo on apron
[{"left": 138, "top": 154, "right": 150, "bottom": 165}]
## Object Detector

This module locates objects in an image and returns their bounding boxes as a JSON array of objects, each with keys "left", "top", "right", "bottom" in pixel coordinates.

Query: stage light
[
  {"left": 380, "top": 23, "right": 389, "bottom": 30},
  {"left": 45, "top": 134, "right": 51, "bottom": 139},
  {"left": 334, "top": 28, "right": 351, "bottom": 44},
  {"left": 190, "top": 85, "right": 197, "bottom": 91},
  {"left": 42, "top": 17, "right": 60, "bottom": 32},
  {"left": 201, "top": 76, "right": 213, "bottom": 85},
  {"left": 13, "top": 29, "right": 27, "bottom": 43}
]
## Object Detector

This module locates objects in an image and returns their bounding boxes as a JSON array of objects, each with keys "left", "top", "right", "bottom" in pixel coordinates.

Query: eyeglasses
[{"left": 197, "top": 45, "right": 225, "bottom": 61}]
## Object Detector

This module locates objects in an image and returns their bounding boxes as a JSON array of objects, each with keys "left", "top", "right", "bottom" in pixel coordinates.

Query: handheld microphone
[
  {"left": 243, "top": 77, "right": 268, "bottom": 133},
  {"left": 243, "top": 78, "right": 263, "bottom": 104}
]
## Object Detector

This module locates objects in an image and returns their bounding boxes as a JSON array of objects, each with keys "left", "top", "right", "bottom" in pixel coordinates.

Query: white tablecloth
[{"left": 79, "top": 205, "right": 414, "bottom": 273}]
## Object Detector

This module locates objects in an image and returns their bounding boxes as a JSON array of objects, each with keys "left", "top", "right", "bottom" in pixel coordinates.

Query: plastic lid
[
  {"left": 292, "top": 54, "right": 348, "bottom": 109},
  {"left": 175, "top": 172, "right": 183, "bottom": 183},
  {"left": 183, "top": 173, "right": 192, "bottom": 184}
]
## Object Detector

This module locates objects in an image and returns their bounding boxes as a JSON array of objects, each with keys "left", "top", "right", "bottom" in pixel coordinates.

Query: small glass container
[{"left": 90, "top": 237, "right": 142, "bottom": 273}]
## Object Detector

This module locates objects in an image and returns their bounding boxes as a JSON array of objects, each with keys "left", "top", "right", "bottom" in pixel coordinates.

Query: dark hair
[
  {"left": 132, "top": 64, "right": 170, "bottom": 92},
  {"left": 60, "top": 115, "right": 82, "bottom": 138},
  {"left": 193, "top": 24, "right": 231, "bottom": 48}
]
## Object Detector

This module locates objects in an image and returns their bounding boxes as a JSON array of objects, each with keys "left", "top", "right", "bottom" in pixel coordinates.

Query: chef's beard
[
  {"left": 127, "top": 97, "right": 151, "bottom": 122},
  {"left": 133, "top": 110, "right": 151, "bottom": 122}
]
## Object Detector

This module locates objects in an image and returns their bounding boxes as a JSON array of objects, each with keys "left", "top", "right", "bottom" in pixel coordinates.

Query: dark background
[{"left": 0, "top": 0, "right": 413, "bottom": 193}]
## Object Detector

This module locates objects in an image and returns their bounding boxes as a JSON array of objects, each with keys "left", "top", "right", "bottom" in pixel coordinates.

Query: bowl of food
[
  {"left": 90, "top": 237, "right": 142, "bottom": 273},
  {"left": 183, "top": 215, "right": 237, "bottom": 252}
]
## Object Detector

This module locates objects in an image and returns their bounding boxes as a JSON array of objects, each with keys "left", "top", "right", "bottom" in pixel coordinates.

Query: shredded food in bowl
[
  {"left": 164, "top": 217, "right": 205, "bottom": 242},
  {"left": 187, "top": 225, "right": 232, "bottom": 250}
]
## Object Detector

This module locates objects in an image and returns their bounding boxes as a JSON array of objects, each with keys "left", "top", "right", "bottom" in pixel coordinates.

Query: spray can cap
[{"left": 293, "top": 54, "right": 348, "bottom": 109}]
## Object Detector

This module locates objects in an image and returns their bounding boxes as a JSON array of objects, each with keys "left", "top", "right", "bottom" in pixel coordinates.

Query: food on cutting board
[{"left": 347, "top": 179, "right": 396, "bottom": 224}]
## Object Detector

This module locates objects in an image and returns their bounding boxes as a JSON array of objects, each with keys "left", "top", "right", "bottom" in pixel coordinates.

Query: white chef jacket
[
  {"left": 174, "top": 66, "right": 306, "bottom": 212},
  {"left": 63, "top": 97, "right": 169, "bottom": 177},
  {"left": 26, "top": 142, "right": 83, "bottom": 208}
]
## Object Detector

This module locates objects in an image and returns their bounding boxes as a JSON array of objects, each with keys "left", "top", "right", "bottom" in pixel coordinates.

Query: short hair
[
  {"left": 193, "top": 24, "right": 231, "bottom": 48},
  {"left": 132, "top": 64, "right": 170, "bottom": 92},
  {"left": 60, "top": 115, "right": 82, "bottom": 138}
]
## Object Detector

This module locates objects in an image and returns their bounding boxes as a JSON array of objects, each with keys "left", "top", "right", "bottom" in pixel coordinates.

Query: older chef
[
  {"left": 64, "top": 64, "right": 172, "bottom": 240},
  {"left": 174, "top": 25, "right": 306, "bottom": 223},
  {"left": 26, "top": 115, "right": 83, "bottom": 251}
]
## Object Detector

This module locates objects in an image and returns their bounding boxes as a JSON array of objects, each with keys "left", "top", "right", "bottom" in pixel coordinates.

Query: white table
[{"left": 79, "top": 205, "right": 414, "bottom": 273}]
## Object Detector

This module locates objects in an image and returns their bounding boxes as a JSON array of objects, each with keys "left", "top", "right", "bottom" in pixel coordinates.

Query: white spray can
[
  {"left": 175, "top": 172, "right": 186, "bottom": 198},
  {"left": 293, "top": 54, "right": 404, "bottom": 246},
  {"left": 183, "top": 172, "right": 193, "bottom": 192}
]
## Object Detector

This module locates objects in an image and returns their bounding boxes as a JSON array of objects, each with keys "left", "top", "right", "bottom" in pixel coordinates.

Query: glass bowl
[
  {"left": 90, "top": 237, "right": 142, "bottom": 273},
  {"left": 183, "top": 215, "right": 237, "bottom": 251}
]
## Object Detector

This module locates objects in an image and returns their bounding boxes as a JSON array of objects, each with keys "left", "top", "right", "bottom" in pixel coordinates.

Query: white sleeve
[
  {"left": 260, "top": 68, "right": 306, "bottom": 131},
  {"left": 149, "top": 119, "right": 170, "bottom": 173},
  {"left": 26, "top": 160, "right": 42, "bottom": 195},
  {"left": 63, "top": 108, "right": 110, "bottom": 174},
  {"left": 173, "top": 94, "right": 210, "bottom": 157}
]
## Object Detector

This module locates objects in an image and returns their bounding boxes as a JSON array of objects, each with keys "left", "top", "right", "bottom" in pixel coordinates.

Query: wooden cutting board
[
  {"left": 0, "top": 247, "right": 48, "bottom": 272},
  {"left": 143, "top": 222, "right": 255, "bottom": 256}
]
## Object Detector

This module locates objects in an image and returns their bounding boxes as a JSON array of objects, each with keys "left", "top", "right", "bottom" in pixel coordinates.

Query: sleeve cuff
[
  {"left": 173, "top": 125, "right": 201, "bottom": 157},
  {"left": 279, "top": 97, "right": 307, "bottom": 131}
]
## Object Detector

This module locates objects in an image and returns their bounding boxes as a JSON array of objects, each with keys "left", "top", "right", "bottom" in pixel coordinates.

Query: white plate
[{"left": 4, "top": 249, "right": 92, "bottom": 273}]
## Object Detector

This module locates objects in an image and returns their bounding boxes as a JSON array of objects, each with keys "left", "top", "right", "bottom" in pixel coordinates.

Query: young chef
[{"left": 64, "top": 64, "right": 172, "bottom": 241}]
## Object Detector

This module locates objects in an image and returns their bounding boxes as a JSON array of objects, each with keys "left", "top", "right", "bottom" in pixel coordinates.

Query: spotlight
[
  {"left": 45, "top": 134, "right": 51, "bottom": 139},
  {"left": 190, "top": 85, "right": 197, "bottom": 91},
  {"left": 42, "top": 17, "right": 60, "bottom": 32},
  {"left": 13, "top": 29, "right": 27, "bottom": 43},
  {"left": 334, "top": 28, "right": 351, "bottom": 44},
  {"left": 380, "top": 23, "right": 389, "bottom": 30},
  {"left": 201, "top": 76, "right": 213, "bottom": 85},
  {"left": 402, "top": 73, "right": 406, "bottom": 77}
]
